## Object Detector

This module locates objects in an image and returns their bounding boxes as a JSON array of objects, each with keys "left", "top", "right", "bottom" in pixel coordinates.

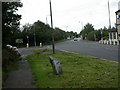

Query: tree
[
  {"left": 2, "top": 2, "right": 23, "bottom": 46},
  {"left": 21, "top": 20, "right": 53, "bottom": 46},
  {"left": 21, "top": 23, "right": 32, "bottom": 46},
  {"left": 80, "top": 23, "right": 94, "bottom": 39},
  {"left": 2, "top": 2, "right": 23, "bottom": 83},
  {"left": 103, "top": 26, "right": 108, "bottom": 31},
  {"left": 54, "top": 27, "right": 66, "bottom": 40}
]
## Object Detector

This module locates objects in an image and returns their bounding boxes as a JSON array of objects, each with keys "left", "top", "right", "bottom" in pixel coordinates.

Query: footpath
[{"left": 3, "top": 47, "right": 38, "bottom": 88}]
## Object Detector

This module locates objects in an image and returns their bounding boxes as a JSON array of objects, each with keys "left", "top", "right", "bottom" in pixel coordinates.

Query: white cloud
[{"left": 17, "top": 0, "right": 120, "bottom": 33}]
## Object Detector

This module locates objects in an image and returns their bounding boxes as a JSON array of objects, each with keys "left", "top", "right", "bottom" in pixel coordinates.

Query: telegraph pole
[
  {"left": 49, "top": 0, "right": 55, "bottom": 54},
  {"left": 46, "top": 16, "right": 48, "bottom": 24},
  {"left": 34, "top": 25, "right": 36, "bottom": 47},
  {"left": 108, "top": 0, "right": 112, "bottom": 40},
  {"left": 108, "top": 0, "right": 111, "bottom": 29}
]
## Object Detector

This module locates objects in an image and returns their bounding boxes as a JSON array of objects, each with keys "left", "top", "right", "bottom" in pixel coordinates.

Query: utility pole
[
  {"left": 108, "top": 0, "right": 112, "bottom": 39},
  {"left": 49, "top": 0, "right": 55, "bottom": 54},
  {"left": 78, "top": 21, "right": 83, "bottom": 30},
  {"left": 46, "top": 16, "right": 48, "bottom": 24},
  {"left": 34, "top": 25, "right": 36, "bottom": 47},
  {"left": 108, "top": 0, "right": 111, "bottom": 29}
]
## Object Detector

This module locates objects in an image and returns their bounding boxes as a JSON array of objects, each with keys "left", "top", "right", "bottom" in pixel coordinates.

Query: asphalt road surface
[{"left": 48, "top": 40, "right": 119, "bottom": 62}]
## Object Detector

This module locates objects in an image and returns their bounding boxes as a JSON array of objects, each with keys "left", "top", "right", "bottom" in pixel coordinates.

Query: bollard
[
  {"left": 26, "top": 43, "right": 29, "bottom": 48},
  {"left": 113, "top": 41, "right": 116, "bottom": 45},
  {"left": 101, "top": 40, "right": 103, "bottom": 44},
  {"left": 107, "top": 40, "right": 109, "bottom": 45},
  {"left": 110, "top": 40, "right": 112, "bottom": 45},
  {"left": 99, "top": 40, "right": 101, "bottom": 44},
  {"left": 117, "top": 41, "right": 119, "bottom": 45},
  {"left": 40, "top": 42, "right": 42, "bottom": 47}
]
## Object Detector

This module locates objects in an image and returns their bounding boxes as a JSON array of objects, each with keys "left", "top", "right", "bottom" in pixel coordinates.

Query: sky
[{"left": 17, "top": 0, "right": 120, "bottom": 33}]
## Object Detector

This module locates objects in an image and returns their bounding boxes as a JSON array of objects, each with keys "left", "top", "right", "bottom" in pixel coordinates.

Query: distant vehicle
[
  {"left": 74, "top": 38, "right": 78, "bottom": 41},
  {"left": 74, "top": 38, "right": 81, "bottom": 41}
]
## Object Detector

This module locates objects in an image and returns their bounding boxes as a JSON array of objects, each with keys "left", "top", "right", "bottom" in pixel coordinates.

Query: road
[{"left": 48, "top": 40, "right": 119, "bottom": 62}]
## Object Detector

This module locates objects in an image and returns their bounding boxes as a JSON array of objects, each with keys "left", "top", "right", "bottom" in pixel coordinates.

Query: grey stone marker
[{"left": 49, "top": 56, "right": 62, "bottom": 75}]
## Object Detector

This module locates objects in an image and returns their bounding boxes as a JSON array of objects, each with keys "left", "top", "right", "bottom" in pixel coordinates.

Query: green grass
[{"left": 27, "top": 49, "right": 119, "bottom": 88}]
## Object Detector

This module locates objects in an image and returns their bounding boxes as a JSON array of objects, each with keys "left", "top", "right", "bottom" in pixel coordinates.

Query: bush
[
  {"left": 2, "top": 49, "right": 21, "bottom": 70},
  {"left": 103, "top": 36, "right": 109, "bottom": 40},
  {"left": 87, "top": 31, "right": 96, "bottom": 41}
]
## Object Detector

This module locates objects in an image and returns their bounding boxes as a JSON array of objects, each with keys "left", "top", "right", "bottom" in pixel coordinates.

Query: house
[
  {"left": 115, "top": 9, "right": 120, "bottom": 44},
  {"left": 99, "top": 1, "right": 120, "bottom": 45},
  {"left": 107, "top": 1, "right": 120, "bottom": 45}
]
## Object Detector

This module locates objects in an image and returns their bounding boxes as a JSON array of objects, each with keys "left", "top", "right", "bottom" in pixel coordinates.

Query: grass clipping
[{"left": 27, "top": 49, "right": 119, "bottom": 88}]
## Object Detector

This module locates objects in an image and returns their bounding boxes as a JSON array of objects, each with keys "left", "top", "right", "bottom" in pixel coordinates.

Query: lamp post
[
  {"left": 34, "top": 25, "right": 36, "bottom": 47},
  {"left": 49, "top": 0, "right": 55, "bottom": 54},
  {"left": 46, "top": 16, "right": 48, "bottom": 25},
  {"left": 27, "top": 35, "right": 29, "bottom": 47},
  {"left": 108, "top": 0, "right": 112, "bottom": 40},
  {"left": 46, "top": 15, "right": 50, "bottom": 25},
  {"left": 100, "top": 28, "right": 103, "bottom": 40},
  {"left": 78, "top": 21, "right": 83, "bottom": 30}
]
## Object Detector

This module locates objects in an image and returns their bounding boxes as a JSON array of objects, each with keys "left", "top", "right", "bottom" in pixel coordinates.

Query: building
[
  {"left": 115, "top": 9, "right": 120, "bottom": 43},
  {"left": 115, "top": 1, "right": 120, "bottom": 43},
  {"left": 109, "top": 29, "right": 118, "bottom": 45},
  {"left": 108, "top": 1, "right": 120, "bottom": 45},
  {"left": 99, "top": 1, "right": 120, "bottom": 45}
]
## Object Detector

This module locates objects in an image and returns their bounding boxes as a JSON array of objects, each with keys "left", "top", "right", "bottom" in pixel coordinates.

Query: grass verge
[{"left": 27, "top": 49, "right": 119, "bottom": 88}]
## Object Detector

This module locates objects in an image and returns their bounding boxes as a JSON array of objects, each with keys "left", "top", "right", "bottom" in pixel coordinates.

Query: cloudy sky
[{"left": 17, "top": 0, "right": 119, "bottom": 33}]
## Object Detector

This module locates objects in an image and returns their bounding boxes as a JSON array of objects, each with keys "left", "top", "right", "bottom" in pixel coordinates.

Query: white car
[
  {"left": 74, "top": 38, "right": 78, "bottom": 41},
  {"left": 6, "top": 44, "right": 13, "bottom": 49}
]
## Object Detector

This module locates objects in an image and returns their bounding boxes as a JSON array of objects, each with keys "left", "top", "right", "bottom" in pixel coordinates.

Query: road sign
[
  {"left": 16, "top": 38, "right": 23, "bottom": 43},
  {"left": 100, "top": 28, "right": 103, "bottom": 35}
]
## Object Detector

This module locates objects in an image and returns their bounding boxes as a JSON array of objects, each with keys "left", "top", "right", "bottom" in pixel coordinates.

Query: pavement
[{"left": 3, "top": 47, "right": 38, "bottom": 88}]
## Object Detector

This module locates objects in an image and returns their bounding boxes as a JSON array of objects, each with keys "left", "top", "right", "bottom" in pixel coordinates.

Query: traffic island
[{"left": 27, "top": 49, "right": 119, "bottom": 88}]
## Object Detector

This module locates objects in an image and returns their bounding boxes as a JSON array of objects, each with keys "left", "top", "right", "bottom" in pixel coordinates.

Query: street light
[
  {"left": 108, "top": 0, "right": 112, "bottom": 40},
  {"left": 49, "top": 0, "right": 55, "bottom": 54},
  {"left": 27, "top": 35, "right": 29, "bottom": 46},
  {"left": 34, "top": 25, "right": 36, "bottom": 47},
  {"left": 78, "top": 21, "right": 83, "bottom": 30},
  {"left": 46, "top": 15, "right": 50, "bottom": 25}
]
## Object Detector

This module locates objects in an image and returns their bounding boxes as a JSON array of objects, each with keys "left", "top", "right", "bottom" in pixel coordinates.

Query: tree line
[
  {"left": 20, "top": 21, "right": 77, "bottom": 47},
  {"left": 2, "top": 2, "right": 77, "bottom": 48},
  {"left": 80, "top": 23, "right": 116, "bottom": 41}
]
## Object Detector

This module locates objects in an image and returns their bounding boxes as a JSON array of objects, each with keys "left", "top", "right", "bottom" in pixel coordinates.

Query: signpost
[
  {"left": 100, "top": 28, "right": 103, "bottom": 40},
  {"left": 16, "top": 38, "right": 23, "bottom": 47},
  {"left": 15, "top": 38, "right": 23, "bottom": 44}
]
